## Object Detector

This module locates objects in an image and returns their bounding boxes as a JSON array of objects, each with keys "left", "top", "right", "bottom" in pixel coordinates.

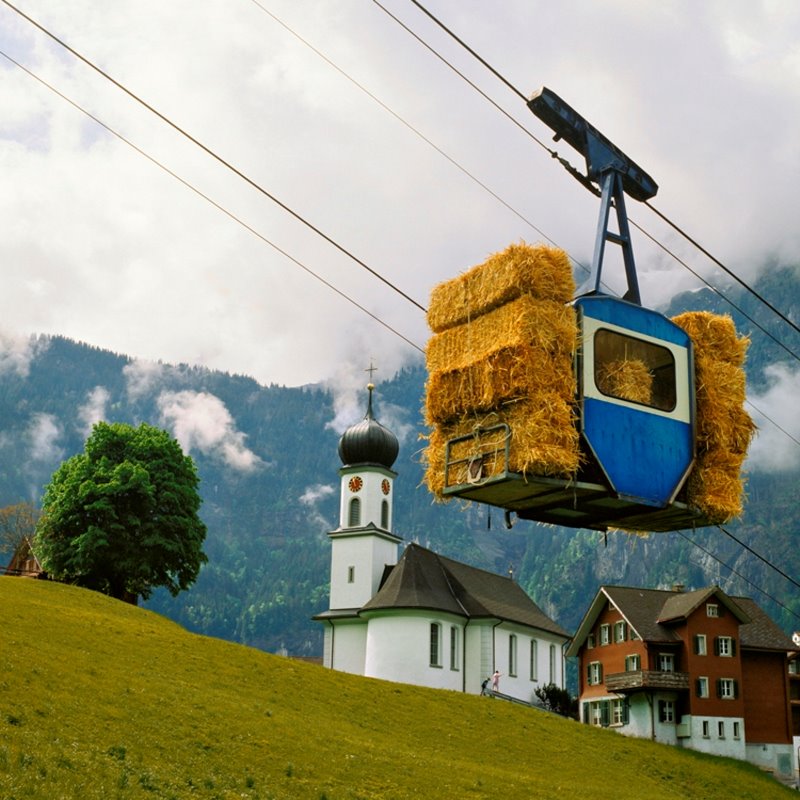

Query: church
[{"left": 314, "top": 383, "right": 569, "bottom": 702}]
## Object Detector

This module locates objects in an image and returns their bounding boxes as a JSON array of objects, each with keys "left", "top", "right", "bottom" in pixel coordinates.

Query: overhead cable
[
  {"left": 0, "top": 0, "right": 427, "bottom": 315},
  {"left": 0, "top": 48, "right": 425, "bottom": 356},
  {"left": 400, "top": 0, "right": 800, "bottom": 342}
]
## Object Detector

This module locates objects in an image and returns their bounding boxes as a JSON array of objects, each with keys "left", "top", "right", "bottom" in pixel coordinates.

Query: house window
[
  {"left": 380, "top": 500, "right": 389, "bottom": 529},
  {"left": 530, "top": 640, "right": 538, "bottom": 681},
  {"left": 614, "top": 621, "right": 627, "bottom": 643},
  {"left": 599, "top": 624, "right": 611, "bottom": 645},
  {"left": 625, "top": 654, "right": 641, "bottom": 672},
  {"left": 702, "top": 720, "right": 710, "bottom": 738},
  {"left": 696, "top": 676, "right": 709, "bottom": 698},
  {"left": 718, "top": 720, "right": 725, "bottom": 738},
  {"left": 715, "top": 636, "right": 735, "bottom": 657},
  {"left": 629, "top": 628, "right": 640, "bottom": 641},
  {"left": 347, "top": 565, "right": 355, "bottom": 583},
  {"left": 733, "top": 721, "right": 741, "bottom": 739},
  {"left": 658, "top": 653, "right": 675, "bottom": 672},
  {"left": 450, "top": 626, "right": 459, "bottom": 671},
  {"left": 509, "top": 635, "right": 518, "bottom": 677},
  {"left": 348, "top": 497, "right": 361, "bottom": 527},
  {"left": 587, "top": 700, "right": 610, "bottom": 727},
  {"left": 706, "top": 603, "right": 719, "bottom": 618},
  {"left": 429, "top": 623, "right": 442, "bottom": 667},
  {"left": 718, "top": 678, "right": 737, "bottom": 699},
  {"left": 587, "top": 633, "right": 595, "bottom": 649},
  {"left": 587, "top": 661, "right": 603, "bottom": 686},
  {"left": 694, "top": 634, "right": 707, "bottom": 655},
  {"left": 612, "top": 698, "right": 629, "bottom": 725},
  {"left": 549, "top": 644, "right": 556, "bottom": 683},
  {"left": 658, "top": 700, "right": 675, "bottom": 723}
]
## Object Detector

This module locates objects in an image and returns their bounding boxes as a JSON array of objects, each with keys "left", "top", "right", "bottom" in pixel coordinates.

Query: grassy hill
[{"left": 0, "top": 579, "right": 793, "bottom": 800}]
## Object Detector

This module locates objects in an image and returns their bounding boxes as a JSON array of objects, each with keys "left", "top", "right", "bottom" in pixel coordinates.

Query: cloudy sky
[{"left": 0, "top": 0, "right": 798, "bottom": 402}]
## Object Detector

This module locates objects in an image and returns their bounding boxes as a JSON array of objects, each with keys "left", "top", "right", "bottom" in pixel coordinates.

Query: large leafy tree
[{"left": 34, "top": 422, "right": 207, "bottom": 603}]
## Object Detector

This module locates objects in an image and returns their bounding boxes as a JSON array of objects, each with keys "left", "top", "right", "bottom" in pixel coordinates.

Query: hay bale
[
  {"left": 595, "top": 358, "right": 653, "bottom": 405},
  {"left": 426, "top": 295, "right": 576, "bottom": 375},
  {"left": 425, "top": 345, "right": 575, "bottom": 425},
  {"left": 686, "top": 450, "right": 747, "bottom": 523},
  {"left": 424, "top": 397, "right": 580, "bottom": 499},
  {"left": 427, "top": 243, "right": 575, "bottom": 333},
  {"left": 671, "top": 311, "right": 749, "bottom": 366},
  {"left": 672, "top": 311, "right": 754, "bottom": 521}
]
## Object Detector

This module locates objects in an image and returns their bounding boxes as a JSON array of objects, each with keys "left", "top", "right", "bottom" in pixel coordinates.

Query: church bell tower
[{"left": 327, "top": 382, "right": 401, "bottom": 612}]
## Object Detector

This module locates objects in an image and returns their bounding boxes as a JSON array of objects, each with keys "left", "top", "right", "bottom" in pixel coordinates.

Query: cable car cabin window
[{"left": 593, "top": 329, "right": 677, "bottom": 412}]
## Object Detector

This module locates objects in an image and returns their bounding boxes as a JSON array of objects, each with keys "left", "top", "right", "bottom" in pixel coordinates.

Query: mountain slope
[
  {"left": 0, "top": 578, "right": 791, "bottom": 800},
  {"left": 0, "top": 265, "right": 798, "bottom": 659}
]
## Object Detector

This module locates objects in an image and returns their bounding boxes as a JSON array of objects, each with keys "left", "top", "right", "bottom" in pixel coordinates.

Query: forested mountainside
[{"left": 0, "top": 266, "right": 798, "bottom": 657}]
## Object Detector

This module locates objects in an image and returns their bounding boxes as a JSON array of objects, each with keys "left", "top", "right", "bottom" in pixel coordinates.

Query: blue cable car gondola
[{"left": 441, "top": 88, "right": 712, "bottom": 532}]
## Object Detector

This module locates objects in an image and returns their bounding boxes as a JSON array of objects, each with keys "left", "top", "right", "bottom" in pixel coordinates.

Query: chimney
[{"left": 671, "top": 583, "right": 685, "bottom": 593}]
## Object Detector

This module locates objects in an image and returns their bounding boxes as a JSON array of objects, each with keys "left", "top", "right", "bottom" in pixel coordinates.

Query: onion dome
[{"left": 338, "top": 383, "right": 399, "bottom": 469}]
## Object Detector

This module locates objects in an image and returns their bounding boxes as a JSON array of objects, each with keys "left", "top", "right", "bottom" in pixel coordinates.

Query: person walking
[{"left": 491, "top": 670, "right": 501, "bottom": 693}]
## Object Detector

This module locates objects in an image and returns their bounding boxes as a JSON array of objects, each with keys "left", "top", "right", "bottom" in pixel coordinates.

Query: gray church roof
[{"left": 360, "top": 543, "right": 568, "bottom": 638}]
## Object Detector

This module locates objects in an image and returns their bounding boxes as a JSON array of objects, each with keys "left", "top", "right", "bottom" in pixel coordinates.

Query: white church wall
[
  {"left": 328, "top": 532, "right": 398, "bottom": 610},
  {"left": 364, "top": 611, "right": 465, "bottom": 692},
  {"left": 330, "top": 621, "right": 367, "bottom": 675}
]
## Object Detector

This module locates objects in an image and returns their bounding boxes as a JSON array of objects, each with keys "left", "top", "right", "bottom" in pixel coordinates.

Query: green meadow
[{"left": 0, "top": 578, "right": 793, "bottom": 799}]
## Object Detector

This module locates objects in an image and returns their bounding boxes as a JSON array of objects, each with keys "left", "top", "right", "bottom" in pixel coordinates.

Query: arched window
[
  {"left": 381, "top": 500, "right": 389, "bottom": 529},
  {"left": 509, "top": 634, "right": 518, "bottom": 677},
  {"left": 348, "top": 497, "right": 361, "bottom": 527},
  {"left": 429, "top": 622, "right": 442, "bottom": 667}
]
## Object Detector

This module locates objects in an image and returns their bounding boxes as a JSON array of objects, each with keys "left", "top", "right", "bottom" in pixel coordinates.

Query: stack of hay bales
[
  {"left": 423, "top": 242, "right": 580, "bottom": 499},
  {"left": 671, "top": 311, "right": 756, "bottom": 522}
]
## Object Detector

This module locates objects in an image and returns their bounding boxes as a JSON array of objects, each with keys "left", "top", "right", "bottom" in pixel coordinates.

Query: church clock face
[
  {"left": 348, "top": 476, "right": 363, "bottom": 492},
  {"left": 381, "top": 479, "right": 390, "bottom": 495}
]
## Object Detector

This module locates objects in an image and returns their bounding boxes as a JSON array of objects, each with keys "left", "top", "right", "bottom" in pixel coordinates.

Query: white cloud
[
  {"left": 746, "top": 363, "right": 800, "bottom": 472},
  {"left": 157, "top": 389, "right": 263, "bottom": 472},
  {"left": 299, "top": 483, "right": 335, "bottom": 506},
  {"left": 77, "top": 385, "right": 109, "bottom": 436},
  {"left": 28, "top": 413, "right": 63, "bottom": 464},
  {"left": 0, "top": 331, "right": 47, "bottom": 377},
  {"left": 123, "top": 358, "right": 165, "bottom": 401},
  {"left": 0, "top": 2, "right": 797, "bottom": 387}
]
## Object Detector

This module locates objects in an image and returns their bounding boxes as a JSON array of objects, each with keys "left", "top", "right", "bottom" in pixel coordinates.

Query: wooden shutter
[
  {"left": 731, "top": 638, "right": 737, "bottom": 656},
  {"left": 716, "top": 678, "right": 722, "bottom": 698},
  {"left": 622, "top": 699, "right": 630, "bottom": 725},
  {"left": 733, "top": 679, "right": 739, "bottom": 699},
  {"left": 713, "top": 636, "right": 720, "bottom": 656},
  {"left": 658, "top": 700, "right": 665, "bottom": 722},
  {"left": 695, "top": 678, "right": 702, "bottom": 697}
]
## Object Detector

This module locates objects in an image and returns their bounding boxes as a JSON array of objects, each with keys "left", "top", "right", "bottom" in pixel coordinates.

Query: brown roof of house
[
  {"left": 733, "top": 596, "right": 798, "bottom": 652},
  {"left": 360, "top": 543, "right": 568, "bottom": 638},
  {"left": 568, "top": 585, "right": 795, "bottom": 656}
]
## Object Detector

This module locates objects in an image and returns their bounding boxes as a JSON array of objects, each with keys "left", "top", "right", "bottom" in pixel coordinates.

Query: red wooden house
[{"left": 567, "top": 585, "right": 797, "bottom": 780}]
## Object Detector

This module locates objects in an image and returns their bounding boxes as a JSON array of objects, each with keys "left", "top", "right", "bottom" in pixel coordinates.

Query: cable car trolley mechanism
[{"left": 427, "top": 87, "right": 752, "bottom": 533}]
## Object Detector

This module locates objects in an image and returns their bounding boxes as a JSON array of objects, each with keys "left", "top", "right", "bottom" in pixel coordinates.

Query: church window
[
  {"left": 509, "top": 634, "right": 518, "bottom": 677},
  {"left": 450, "top": 626, "right": 459, "bottom": 671},
  {"left": 348, "top": 497, "right": 361, "bottom": 527},
  {"left": 429, "top": 623, "right": 442, "bottom": 667},
  {"left": 530, "top": 640, "right": 538, "bottom": 681},
  {"left": 549, "top": 644, "right": 556, "bottom": 683},
  {"left": 347, "top": 565, "right": 355, "bottom": 583},
  {"left": 381, "top": 500, "right": 389, "bottom": 529}
]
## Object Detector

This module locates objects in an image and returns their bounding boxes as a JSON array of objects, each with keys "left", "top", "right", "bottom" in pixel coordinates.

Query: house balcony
[{"left": 606, "top": 670, "right": 690, "bottom": 693}]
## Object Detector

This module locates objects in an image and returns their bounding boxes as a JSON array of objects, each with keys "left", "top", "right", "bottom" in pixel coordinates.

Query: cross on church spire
[{"left": 365, "top": 360, "right": 378, "bottom": 385}]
